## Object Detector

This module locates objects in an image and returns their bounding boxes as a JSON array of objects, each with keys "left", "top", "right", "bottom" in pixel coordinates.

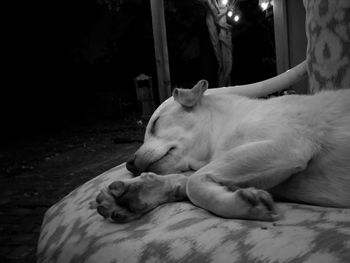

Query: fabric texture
[
  {"left": 304, "top": 0, "right": 350, "bottom": 93},
  {"left": 37, "top": 164, "right": 350, "bottom": 263}
]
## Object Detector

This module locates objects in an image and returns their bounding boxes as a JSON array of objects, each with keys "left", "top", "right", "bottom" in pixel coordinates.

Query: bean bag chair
[{"left": 37, "top": 164, "right": 350, "bottom": 263}]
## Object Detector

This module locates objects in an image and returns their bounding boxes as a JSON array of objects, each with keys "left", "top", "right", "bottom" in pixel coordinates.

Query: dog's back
[{"left": 270, "top": 89, "right": 350, "bottom": 207}]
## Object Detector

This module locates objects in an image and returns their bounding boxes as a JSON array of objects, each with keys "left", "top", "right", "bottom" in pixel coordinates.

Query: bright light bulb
[
  {"left": 260, "top": 2, "right": 269, "bottom": 11},
  {"left": 233, "top": 15, "right": 240, "bottom": 22},
  {"left": 227, "top": 10, "right": 233, "bottom": 18},
  {"left": 221, "top": 0, "right": 228, "bottom": 6}
]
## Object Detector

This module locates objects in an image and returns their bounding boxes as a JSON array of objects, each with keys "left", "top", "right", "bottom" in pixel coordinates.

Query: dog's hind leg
[{"left": 186, "top": 139, "right": 314, "bottom": 220}]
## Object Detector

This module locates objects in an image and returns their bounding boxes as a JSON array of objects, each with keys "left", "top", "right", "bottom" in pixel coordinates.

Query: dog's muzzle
[{"left": 126, "top": 157, "right": 141, "bottom": 175}]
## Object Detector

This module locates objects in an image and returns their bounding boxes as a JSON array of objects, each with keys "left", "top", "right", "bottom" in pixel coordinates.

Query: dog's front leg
[
  {"left": 186, "top": 139, "right": 312, "bottom": 221},
  {"left": 95, "top": 172, "right": 189, "bottom": 223}
]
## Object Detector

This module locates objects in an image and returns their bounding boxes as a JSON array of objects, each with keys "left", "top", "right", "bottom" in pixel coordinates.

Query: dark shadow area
[
  {"left": 2, "top": 0, "right": 275, "bottom": 141},
  {"left": 231, "top": 0, "right": 276, "bottom": 84}
]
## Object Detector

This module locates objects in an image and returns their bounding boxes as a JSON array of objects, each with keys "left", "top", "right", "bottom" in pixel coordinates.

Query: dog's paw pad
[
  {"left": 97, "top": 205, "right": 111, "bottom": 218},
  {"left": 95, "top": 180, "right": 150, "bottom": 223},
  {"left": 238, "top": 188, "right": 258, "bottom": 205},
  {"left": 108, "top": 181, "right": 126, "bottom": 198},
  {"left": 237, "top": 188, "right": 278, "bottom": 221},
  {"left": 95, "top": 188, "right": 118, "bottom": 219}
]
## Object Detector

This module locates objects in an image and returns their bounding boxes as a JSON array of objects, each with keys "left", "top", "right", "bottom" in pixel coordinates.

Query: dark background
[{"left": 3, "top": 0, "right": 275, "bottom": 140}]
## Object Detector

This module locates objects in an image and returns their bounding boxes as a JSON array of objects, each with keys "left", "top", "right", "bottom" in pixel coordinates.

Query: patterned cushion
[
  {"left": 37, "top": 164, "right": 350, "bottom": 263},
  {"left": 304, "top": 0, "right": 350, "bottom": 93}
]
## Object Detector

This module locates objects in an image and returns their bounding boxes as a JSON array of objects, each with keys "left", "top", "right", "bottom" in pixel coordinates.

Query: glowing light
[
  {"left": 260, "top": 2, "right": 269, "bottom": 11},
  {"left": 260, "top": 0, "right": 272, "bottom": 11},
  {"left": 227, "top": 8, "right": 241, "bottom": 23},
  {"left": 221, "top": 0, "right": 228, "bottom": 6}
]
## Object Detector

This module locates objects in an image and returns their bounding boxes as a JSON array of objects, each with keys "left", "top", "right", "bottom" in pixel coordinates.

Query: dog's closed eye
[
  {"left": 167, "top": 146, "right": 177, "bottom": 155},
  {"left": 150, "top": 117, "right": 159, "bottom": 135}
]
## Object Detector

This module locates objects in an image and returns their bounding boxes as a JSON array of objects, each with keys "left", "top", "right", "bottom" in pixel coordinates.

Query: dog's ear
[{"left": 173, "top": 80, "right": 209, "bottom": 107}]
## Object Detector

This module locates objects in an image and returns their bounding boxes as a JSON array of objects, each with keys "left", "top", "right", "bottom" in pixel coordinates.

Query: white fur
[{"left": 131, "top": 88, "right": 350, "bottom": 220}]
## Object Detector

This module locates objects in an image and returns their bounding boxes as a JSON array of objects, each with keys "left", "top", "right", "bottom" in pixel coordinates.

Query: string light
[
  {"left": 224, "top": 0, "right": 272, "bottom": 24},
  {"left": 221, "top": 0, "right": 229, "bottom": 6},
  {"left": 261, "top": 2, "right": 269, "bottom": 11},
  {"left": 259, "top": 0, "right": 273, "bottom": 11},
  {"left": 226, "top": 7, "right": 241, "bottom": 23}
]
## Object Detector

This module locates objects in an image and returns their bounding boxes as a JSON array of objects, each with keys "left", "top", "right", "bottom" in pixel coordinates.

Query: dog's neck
[
  {"left": 196, "top": 93, "right": 260, "bottom": 159},
  {"left": 201, "top": 92, "right": 258, "bottom": 123}
]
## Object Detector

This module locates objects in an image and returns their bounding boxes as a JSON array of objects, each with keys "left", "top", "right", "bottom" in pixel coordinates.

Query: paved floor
[{"left": 0, "top": 122, "right": 144, "bottom": 263}]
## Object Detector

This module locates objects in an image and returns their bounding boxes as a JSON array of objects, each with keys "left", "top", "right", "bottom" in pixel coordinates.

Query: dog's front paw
[
  {"left": 237, "top": 188, "right": 279, "bottom": 221},
  {"left": 95, "top": 182, "right": 144, "bottom": 223},
  {"left": 95, "top": 172, "right": 173, "bottom": 223}
]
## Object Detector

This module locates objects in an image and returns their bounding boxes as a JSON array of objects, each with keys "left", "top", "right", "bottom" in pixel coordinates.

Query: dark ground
[{"left": 0, "top": 120, "right": 145, "bottom": 263}]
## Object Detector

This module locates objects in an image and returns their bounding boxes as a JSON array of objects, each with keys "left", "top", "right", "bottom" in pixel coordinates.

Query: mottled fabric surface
[
  {"left": 304, "top": 0, "right": 350, "bottom": 93},
  {"left": 37, "top": 164, "right": 350, "bottom": 263}
]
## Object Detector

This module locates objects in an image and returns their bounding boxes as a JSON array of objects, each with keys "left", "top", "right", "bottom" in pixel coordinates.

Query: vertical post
[
  {"left": 150, "top": 0, "right": 171, "bottom": 103},
  {"left": 273, "top": 0, "right": 290, "bottom": 74}
]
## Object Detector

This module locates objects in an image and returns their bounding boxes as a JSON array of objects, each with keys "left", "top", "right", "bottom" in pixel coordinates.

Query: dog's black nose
[{"left": 126, "top": 157, "right": 140, "bottom": 175}]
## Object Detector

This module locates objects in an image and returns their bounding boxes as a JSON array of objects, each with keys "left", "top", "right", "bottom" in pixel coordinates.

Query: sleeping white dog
[{"left": 95, "top": 62, "right": 350, "bottom": 223}]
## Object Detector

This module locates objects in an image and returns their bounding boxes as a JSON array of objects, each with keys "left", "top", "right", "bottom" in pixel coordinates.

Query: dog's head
[{"left": 127, "top": 80, "right": 212, "bottom": 175}]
